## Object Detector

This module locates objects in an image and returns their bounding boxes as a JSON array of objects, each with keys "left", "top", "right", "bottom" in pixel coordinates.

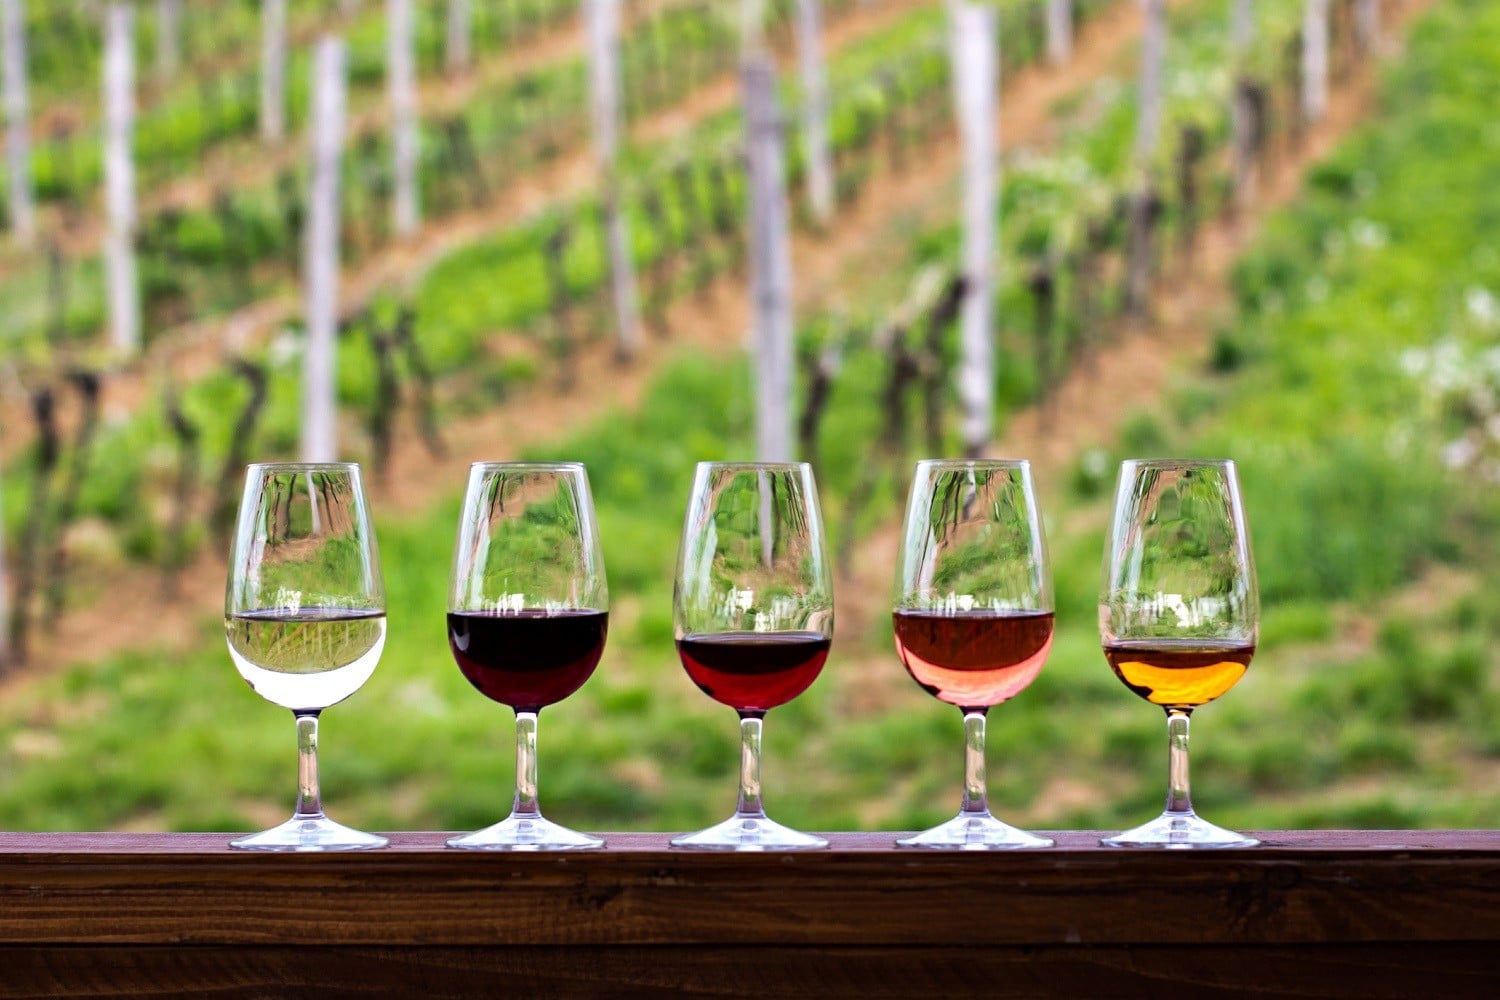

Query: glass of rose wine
[
  {"left": 445, "top": 462, "right": 608, "bottom": 851},
  {"left": 1100, "top": 458, "right": 1259, "bottom": 849},
  {"left": 893, "top": 459, "right": 1055, "bottom": 849},
  {"left": 671, "top": 462, "right": 833, "bottom": 851},
  {"left": 224, "top": 462, "right": 388, "bottom": 851}
]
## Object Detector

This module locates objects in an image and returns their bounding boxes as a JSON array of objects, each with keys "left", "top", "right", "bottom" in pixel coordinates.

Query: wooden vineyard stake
[
  {"left": 1047, "top": 0, "right": 1073, "bottom": 67},
  {"left": 446, "top": 0, "right": 472, "bottom": 77},
  {"left": 389, "top": 0, "right": 420, "bottom": 237},
  {"left": 161, "top": 382, "right": 200, "bottom": 598},
  {"left": 2, "top": 0, "right": 33, "bottom": 247},
  {"left": 155, "top": 0, "right": 181, "bottom": 84},
  {"left": 393, "top": 307, "right": 445, "bottom": 459},
  {"left": 949, "top": 2, "right": 998, "bottom": 458},
  {"left": 796, "top": 340, "right": 842, "bottom": 475},
  {"left": 742, "top": 58, "right": 795, "bottom": 465},
  {"left": 1029, "top": 259, "right": 1057, "bottom": 429},
  {"left": 364, "top": 314, "right": 399, "bottom": 484},
  {"left": 261, "top": 0, "right": 287, "bottom": 143},
  {"left": 103, "top": 3, "right": 141, "bottom": 356},
  {"left": 301, "top": 36, "right": 347, "bottom": 464},
  {"left": 213, "top": 358, "right": 269, "bottom": 542},
  {"left": 793, "top": 0, "right": 834, "bottom": 227},
  {"left": 1357, "top": 0, "right": 1381, "bottom": 54},
  {"left": 585, "top": 0, "right": 641, "bottom": 363},
  {"left": 1176, "top": 123, "right": 1204, "bottom": 260},
  {"left": 43, "top": 371, "right": 101, "bottom": 618},
  {"left": 1303, "top": 0, "right": 1330, "bottom": 125},
  {"left": 7, "top": 387, "right": 59, "bottom": 666}
]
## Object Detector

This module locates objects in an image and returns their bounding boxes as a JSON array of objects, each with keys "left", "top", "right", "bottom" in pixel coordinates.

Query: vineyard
[{"left": 1, "top": 0, "right": 1497, "bottom": 837}]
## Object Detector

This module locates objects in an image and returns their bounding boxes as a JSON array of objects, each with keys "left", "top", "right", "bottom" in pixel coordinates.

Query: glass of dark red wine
[
  {"left": 671, "top": 462, "right": 833, "bottom": 851},
  {"left": 445, "top": 462, "right": 608, "bottom": 851},
  {"left": 893, "top": 459, "right": 1055, "bottom": 849},
  {"left": 1100, "top": 458, "right": 1259, "bottom": 848},
  {"left": 224, "top": 462, "right": 388, "bottom": 851}
]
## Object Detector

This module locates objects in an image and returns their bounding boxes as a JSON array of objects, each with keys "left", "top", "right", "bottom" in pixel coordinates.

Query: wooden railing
[{"left": 2, "top": 830, "right": 1497, "bottom": 996}]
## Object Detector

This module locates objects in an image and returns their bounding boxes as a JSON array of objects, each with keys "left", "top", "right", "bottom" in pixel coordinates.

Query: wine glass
[
  {"left": 224, "top": 462, "right": 388, "bottom": 851},
  {"left": 1100, "top": 458, "right": 1260, "bottom": 848},
  {"left": 672, "top": 462, "right": 833, "bottom": 851},
  {"left": 893, "top": 459, "right": 1055, "bottom": 849},
  {"left": 445, "top": 462, "right": 608, "bottom": 851}
]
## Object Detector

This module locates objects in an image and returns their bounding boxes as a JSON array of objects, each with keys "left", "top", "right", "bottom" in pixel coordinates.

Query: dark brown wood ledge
[{"left": 2, "top": 830, "right": 1498, "bottom": 998}]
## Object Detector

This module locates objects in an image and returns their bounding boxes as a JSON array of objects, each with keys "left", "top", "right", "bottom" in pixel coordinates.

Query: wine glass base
[
  {"left": 671, "top": 814, "right": 828, "bottom": 851},
  {"left": 446, "top": 813, "right": 605, "bottom": 851},
  {"left": 230, "top": 814, "right": 389, "bottom": 852},
  {"left": 1102, "top": 811, "right": 1259, "bottom": 849},
  {"left": 897, "top": 811, "right": 1054, "bottom": 850}
]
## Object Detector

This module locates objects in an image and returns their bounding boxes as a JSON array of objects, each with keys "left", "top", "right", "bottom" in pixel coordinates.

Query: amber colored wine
[
  {"left": 1103, "top": 638, "right": 1255, "bottom": 709},
  {"left": 892, "top": 609, "right": 1054, "bottom": 712},
  {"left": 677, "top": 632, "right": 830, "bottom": 714}
]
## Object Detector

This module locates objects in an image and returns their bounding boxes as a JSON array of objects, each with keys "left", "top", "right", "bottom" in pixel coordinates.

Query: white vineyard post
[
  {"left": 103, "top": 3, "right": 140, "bottom": 356},
  {"left": 1230, "top": 0, "right": 1256, "bottom": 212},
  {"left": 445, "top": 0, "right": 471, "bottom": 77},
  {"left": 1046, "top": 0, "right": 1072, "bottom": 67},
  {"left": 1124, "top": 0, "right": 1165, "bottom": 319},
  {"left": 301, "top": 37, "right": 347, "bottom": 464},
  {"left": 1302, "top": 0, "right": 1329, "bottom": 125},
  {"left": 260, "top": 0, "right": 287, "bottom": 143},
  {"left": 1356, "top": 0, "right": 1381, "bottom": 54},
  {"left": 155, "top": 0, "right": 181, "bottom": 84},
  {"left": 742, "top": 58, "right": 795, "bottom": 465},
  {"left": 793, "top": 0, "right": 833, "bottom": 227},
  {"left": 950, "top": 3, "right": 998, "bottom": 458},
  {"left": 741, "top": 0, "right": 767, "bottom": 59},
  {"left": 388, "top": 0, "right": 419, "bottom": 236},
  {"left": 585, "top": 0, "right": 640, "bottom": 363},
  {"left": 1, "top": 0, "right": 33, "bottom": 248}
]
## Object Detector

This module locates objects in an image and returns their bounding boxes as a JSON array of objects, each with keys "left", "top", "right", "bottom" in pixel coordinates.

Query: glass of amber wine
[
  {"left": 892, "top": 459, "right": 1055, "bottom": 849},
  {"left": 1100, "top": 459, "right": 1259, "bottom": 848}
]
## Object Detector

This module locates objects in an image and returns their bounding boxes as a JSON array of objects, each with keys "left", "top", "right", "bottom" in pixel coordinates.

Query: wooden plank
[
  {"left": 1, "top": 832, "right": 1497, "bottom": 948},
  {"left": 1, "top": 943, "right": 1494, "bottom": 998}
]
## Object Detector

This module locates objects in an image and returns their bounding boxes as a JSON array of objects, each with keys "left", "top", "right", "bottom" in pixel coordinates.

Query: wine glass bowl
[
  {"left": 1100, "top": 458, "right": 1259, "bottom": 849},
  {"left": 445, "top": 462, "right": 608, "bottom": 851},
  {"left": 223, "top": 462, "right": 388, "bottom": 851},
  {"left": 671, "top": 462, "right": 833, "bottom": 851},
  {"left": 892, "top": 459, "right": 1055, "bottom": 849}
]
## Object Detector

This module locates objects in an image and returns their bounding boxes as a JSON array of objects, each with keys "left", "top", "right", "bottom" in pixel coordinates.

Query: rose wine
[
  {"left": 447, "top": 609, "right": 608, "bottom": 713},
  {"left": 677, "top": 632, "right": 831, "bottom": 714},
  {"left": 892, "top": 609, "right": 1054, "bottom": 711},
  {"left": 1103, "top": 638, "right": 1255, "bottom": 708},
  {"left": 225, "top": 607, "right": 386, "bottom": 711}
]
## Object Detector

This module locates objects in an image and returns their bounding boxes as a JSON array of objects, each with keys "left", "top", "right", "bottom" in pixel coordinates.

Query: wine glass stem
[
  {"left": 735, "top": 713, "right": 765, "bottom": 819},
  {"left": 961, "top": 710, "right": 989, "bottom": 816},
  {"left": 512, "top": 711, "right": 540, "bottom": 819},
  {"left": 294, "top": 711, "right": 324, "bottom": 819},
  {"left": 1165, "top": 709, "right": 1194, "bottom": 815}
]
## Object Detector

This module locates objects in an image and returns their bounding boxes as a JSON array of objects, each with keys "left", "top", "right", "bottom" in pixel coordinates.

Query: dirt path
[
  {"left": 2, "top": 0, "right": 1160, "bottom": 679},
  {"left": 836, "top": 0, "right": 1440, "bottom": 704}
]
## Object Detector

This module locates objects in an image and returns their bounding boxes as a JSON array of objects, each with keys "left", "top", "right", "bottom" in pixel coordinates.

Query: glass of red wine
[
  {"left": 1100, "top": 459, "right": 1259, "bottom": 848},
  {"left": 671, "top": 462, "right": 833, "bottom": 851},
  {"left": 224, "top": 462, "right": 388, "bottom": 851},
  {"left": 445, "top": 462, "right": 609, "bottom": 851},
  {"left": 892, "top": 459, "right": 1055, "bottom": 849}
]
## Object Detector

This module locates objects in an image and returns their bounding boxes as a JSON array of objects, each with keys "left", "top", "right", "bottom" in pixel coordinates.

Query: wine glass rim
[
  {"left": 914, "top": 457, "right": 1030, "bottom": 470},
  {"left": 246, "top": 461, "right": 362, "bottom": 472},
  {"left": 695, "top": 460, "right": 811, "bottom": 471},
  {"left": 1121, "top": 457, "right": 1236, "bottom": 469},
  {"left": 469, "top": 460, "right": 587, "bottom": 471}
]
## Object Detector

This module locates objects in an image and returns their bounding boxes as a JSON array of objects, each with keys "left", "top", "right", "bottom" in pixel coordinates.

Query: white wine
[{"left": 226, "top": 607, "right": 386, "bottom": 711}]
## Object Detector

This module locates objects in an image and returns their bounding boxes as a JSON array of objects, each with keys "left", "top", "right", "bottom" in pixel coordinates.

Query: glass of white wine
[{"left": 224, "top": 462, "right": 388, "bottom": 851}]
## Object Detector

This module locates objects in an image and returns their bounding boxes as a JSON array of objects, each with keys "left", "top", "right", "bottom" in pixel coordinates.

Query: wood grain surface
[{"left": 1, "top": 831, "right": 1496, "bottom": 997}]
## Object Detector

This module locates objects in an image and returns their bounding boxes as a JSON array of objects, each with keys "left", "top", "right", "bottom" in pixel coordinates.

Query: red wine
[
  {"left": 677, "top": 631, "right": 831, "bottom": 714},
  {"left": 892, "top": 609, "right": 1054, "bottom": 711},
  {"left": 447, "top": 609, "right": 608, "bottom": 713}
]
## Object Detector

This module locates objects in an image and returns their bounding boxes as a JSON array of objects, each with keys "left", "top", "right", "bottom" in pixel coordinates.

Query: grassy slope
[{"left": 3, "top": 0, "right": 1499, "bottom": 834}]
